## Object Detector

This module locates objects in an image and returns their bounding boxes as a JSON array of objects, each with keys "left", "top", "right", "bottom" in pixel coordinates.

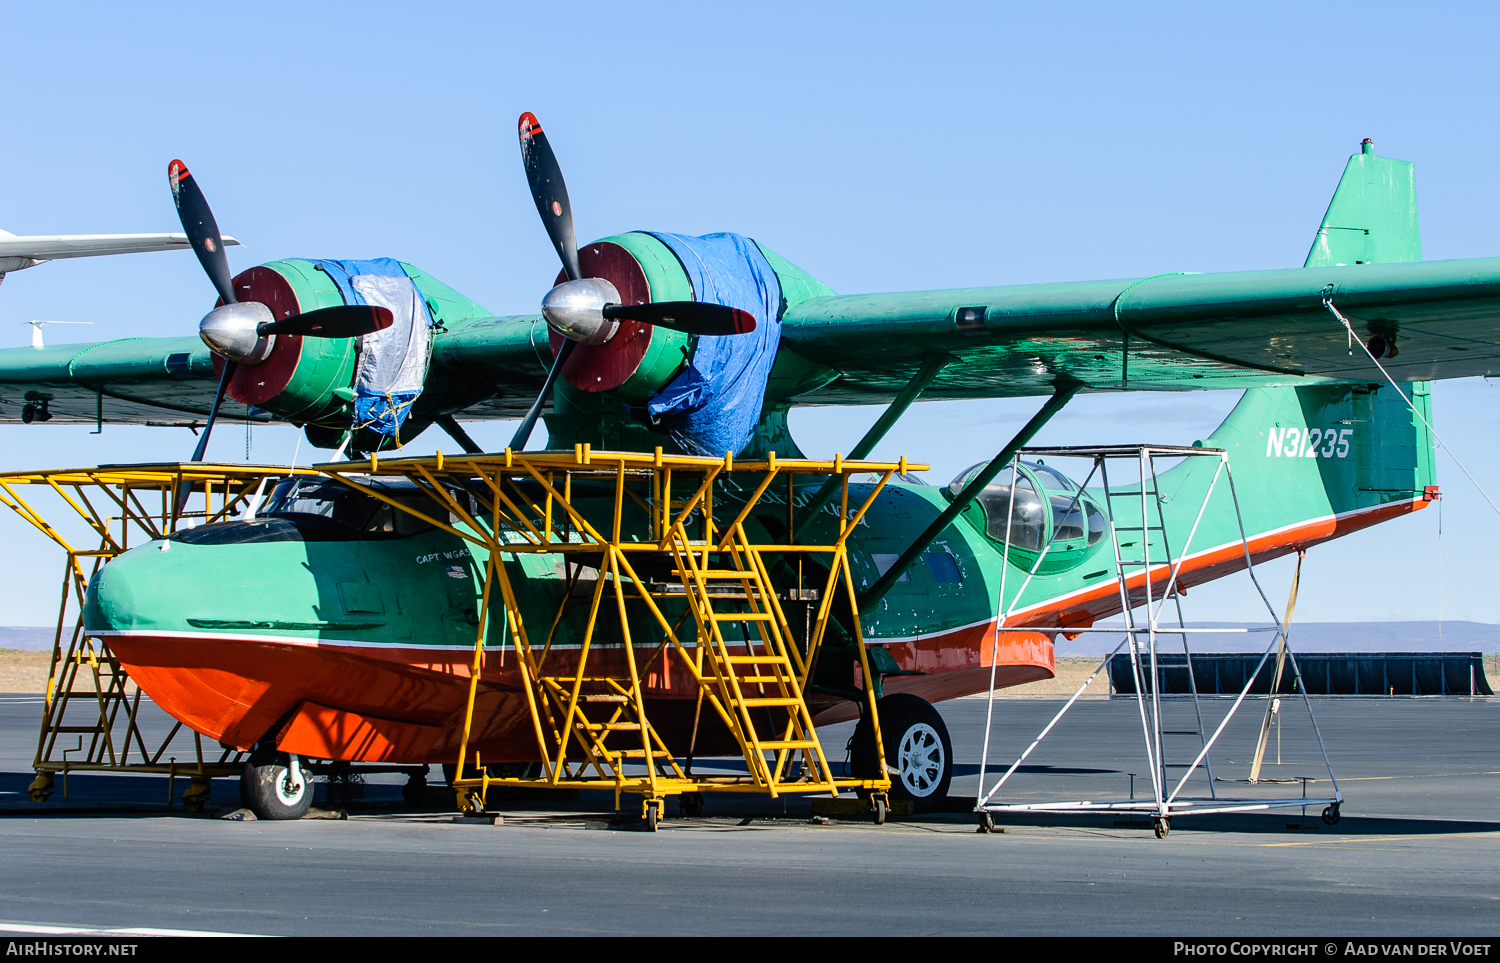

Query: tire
[
  {"left": 851, "top": 693, "right": 953, "bottom": 813},
  {"left": 401, "top": 774, "right": 427, "bottom": 806},
  {"left": 239, "top": 753, "right": 312, "bottom": 820}
]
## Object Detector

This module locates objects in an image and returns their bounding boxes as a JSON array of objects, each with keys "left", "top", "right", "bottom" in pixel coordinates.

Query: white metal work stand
[{"left": 973, "top": 445, "right": 1342, "bottom": 838}]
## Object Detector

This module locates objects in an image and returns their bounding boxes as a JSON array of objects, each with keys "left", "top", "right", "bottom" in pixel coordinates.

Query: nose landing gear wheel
[
  {"left": 1153, "top": 816, "right": 1171, "bottom": 839},
  {"left": 239, "top": 752, "right": 312, "bottom": 820}
]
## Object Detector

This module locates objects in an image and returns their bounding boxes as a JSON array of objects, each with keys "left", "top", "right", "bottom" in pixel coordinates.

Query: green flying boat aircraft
[{"left": 2, "top": 118, "right": 1486, "bottom": 818}]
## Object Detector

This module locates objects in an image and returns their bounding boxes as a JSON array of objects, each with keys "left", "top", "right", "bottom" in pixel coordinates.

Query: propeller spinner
[
  {"left": 169, "top": 160, "right": 393, "bottom": 462},
  {"left": 510, "top": 113, "right": 757, "bottom": 451}
]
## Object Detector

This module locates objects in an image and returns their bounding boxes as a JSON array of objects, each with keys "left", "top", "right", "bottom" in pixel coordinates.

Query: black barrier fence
[{"left": 1107, "top": 651, "right": 1493, "bottom": 696}]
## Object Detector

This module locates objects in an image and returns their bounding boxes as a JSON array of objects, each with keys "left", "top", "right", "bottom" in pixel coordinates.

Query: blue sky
[{"left": 0, "top": 2, "right": 1496, "bottom": 625}]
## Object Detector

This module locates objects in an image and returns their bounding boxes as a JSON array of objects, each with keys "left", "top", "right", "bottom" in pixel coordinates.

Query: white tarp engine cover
[{"left": 309, "top": 259, "right": 433, "bottom": 440}]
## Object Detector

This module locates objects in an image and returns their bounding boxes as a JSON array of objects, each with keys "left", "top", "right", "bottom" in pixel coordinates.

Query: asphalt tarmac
[{"left": 0, "top": 692, "right": 1494, "bottom": 936}]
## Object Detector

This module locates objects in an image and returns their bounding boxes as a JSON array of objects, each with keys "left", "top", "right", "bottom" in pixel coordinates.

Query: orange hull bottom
[{"left": 104, "top": 625, "right": 1055, "bottom": 764}]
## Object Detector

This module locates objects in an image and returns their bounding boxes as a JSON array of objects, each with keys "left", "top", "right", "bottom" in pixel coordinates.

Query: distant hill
[
  {"left": 1054, "top": 621, "right": 1500, "bottom": 656},
  {"left": 0, "top": 627, "right": 57, "bottom": 651}
]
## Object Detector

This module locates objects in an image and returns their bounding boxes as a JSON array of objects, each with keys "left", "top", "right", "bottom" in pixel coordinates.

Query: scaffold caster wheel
[
  {"left": 872, "top": 794, "right": 888, "bottom": 826},
  {"left": 27, "top": 772, "right": 53, "bottom": 803},
  {"left": 401, "top": 772, "right": 428, "bottom": 806},
  {"left": 182, "top": 778, "right": 212, "bottom": 813},
  {"left": 455, "top": 787, "right": 483, "bottom": 815},
  {"left": 680, "top": 792, "right": 705, "bottom": 817},
  {"left": 1322, "top": 804, "right": 1341, "bottom": 826},
  {"left": 1153, "top": 816, "right": 1171, "bottom": 839},
  {"left": 643, "top": 798, "right": 662, "bottom": 832},
  {"left": 977, "top": 812, "right": 996, "bottom": 834},
  {"left": 239, "top": 752, "right": 312, "bottom": 821}
]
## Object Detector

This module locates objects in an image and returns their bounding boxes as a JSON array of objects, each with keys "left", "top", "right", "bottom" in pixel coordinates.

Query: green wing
[
  {"left": 778, "top": 257, "right": 1500, "bottom": 403},
  {"left": 0, "top": 313, "right": 552, "bottom": 426},
  {"left": 0, "top": 337, "right": 236, "bottom": 425},
  {"left": 7, "top": 257, "right": 1500, "bottom": 426}
]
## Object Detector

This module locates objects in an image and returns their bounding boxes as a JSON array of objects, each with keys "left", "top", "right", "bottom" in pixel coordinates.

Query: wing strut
[
  {"left": 792, "top": 353, "right": 952, "bottom": 541},
  {"left": 436, "top": 414, "right": 483, "bottom": 454},
  {"left": 857, "top": 378, "right": 1083, "bottom": 610}
]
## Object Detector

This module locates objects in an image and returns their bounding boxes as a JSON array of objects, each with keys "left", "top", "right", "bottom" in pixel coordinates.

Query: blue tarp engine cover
[
  {"left": 309, "top": 259, "right": 434, "bottom": 440},
  {"left": 643, "top": 233, "right": 783, "bottom": 457}
]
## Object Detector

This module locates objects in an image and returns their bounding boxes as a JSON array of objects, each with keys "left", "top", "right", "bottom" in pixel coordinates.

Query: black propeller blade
[
  {"left": 190, "top": 364, "right": 235, "bottom": 464},
  {"left": 169, "top": 158, "right": 241, "bottom": 471},
  {"left": 508, "top": 338, "right": 577, "bottom": 452},
  {"left": 511, "top": 111, "right": 586, "bottom": 452},
  {"left": 519, "top": 112, "right": 581, "bottom": 283},
  {"left": 258, "top": 305, "right": 394, "bottom": 339},
  {"left": 603, "top": 301, "right": 756, "bottom": 337},
  {"left": 169, "top": 160, "right": 236, "bottom": 307}
]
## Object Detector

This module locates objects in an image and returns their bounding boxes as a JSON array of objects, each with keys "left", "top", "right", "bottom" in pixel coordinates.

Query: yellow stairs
[{"left": 665, "top": 520, "right": 839, "bottom": 795}]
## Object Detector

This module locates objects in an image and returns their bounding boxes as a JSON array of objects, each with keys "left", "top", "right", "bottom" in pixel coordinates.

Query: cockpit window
[
  {"left": 971, "top": 473, "right": 1048, "bottom": 551},
  {"left": 264, "top": 478, "right": 445, "bottom": 538},
  {"left": 1032, "top": 464, "right": 1079, "bottom": 493}
]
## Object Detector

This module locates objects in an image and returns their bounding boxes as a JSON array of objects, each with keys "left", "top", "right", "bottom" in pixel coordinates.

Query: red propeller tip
[{"left": 518, "top": 112, "right": 542, "bottom": 139}]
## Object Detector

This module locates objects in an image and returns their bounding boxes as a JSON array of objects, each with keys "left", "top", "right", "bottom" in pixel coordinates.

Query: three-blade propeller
[
  {"left": 169, "top": 160, "right": 392, "bottom": 464},
  {"left": 508, "top": 113, "right": 757, "bottom": 451}
]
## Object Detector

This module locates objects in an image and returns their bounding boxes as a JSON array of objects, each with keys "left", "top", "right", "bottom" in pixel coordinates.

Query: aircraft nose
[{"left": 84, "top": 542, "right": 151, "bottom": 631}]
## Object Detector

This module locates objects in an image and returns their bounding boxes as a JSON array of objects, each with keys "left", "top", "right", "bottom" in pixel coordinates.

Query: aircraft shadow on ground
[{"left": 4, "top": 770, "right": 1498, "bottom": 838}]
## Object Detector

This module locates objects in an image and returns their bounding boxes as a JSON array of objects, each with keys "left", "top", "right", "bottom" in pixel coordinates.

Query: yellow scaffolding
[
  {"left": 0, "top": 463, "right": 320, "bottom": 808},
  {"left": 323, "top": 445, "right": 914, "bottom": 827},
  {"left": 0, "top": 450, "right": 918, "bottom": 825}
]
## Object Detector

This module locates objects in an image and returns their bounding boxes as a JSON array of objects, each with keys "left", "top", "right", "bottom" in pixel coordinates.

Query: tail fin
[{"left": 1304, "top": 138, "right": 1420, "bottom": 267}]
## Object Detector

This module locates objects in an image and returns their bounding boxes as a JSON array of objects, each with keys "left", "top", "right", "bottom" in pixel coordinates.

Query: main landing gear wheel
[
  {"left": 680, "top": 792, "right": 705, "bottom": 817},
  {"left": 1153, "top": 816, "right": 1171, "bottom": 839},
  {"left": 1322, "top": 804, "right": 1341, "bottom": 826},
  {"left": 851, "top": 693, "right": 954, "bottom": 813},
  {"left": 240, "top": 752, "right": 312, "bottom": 820}
]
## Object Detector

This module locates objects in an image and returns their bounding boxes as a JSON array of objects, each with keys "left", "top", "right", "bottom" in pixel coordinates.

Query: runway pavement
[{"left": 0, "top": 693, "right": 1494, "bottom": 936}]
